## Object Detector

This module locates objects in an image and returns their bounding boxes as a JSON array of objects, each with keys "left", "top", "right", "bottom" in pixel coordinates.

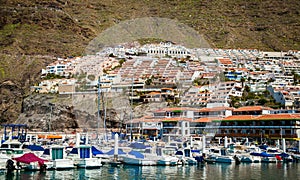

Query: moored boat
[
  {"left": 43, "top": 145, "right": 74, "bottom": 170},
  {"left": 121, "top": 150, "right": 157, "bottom": 166}
]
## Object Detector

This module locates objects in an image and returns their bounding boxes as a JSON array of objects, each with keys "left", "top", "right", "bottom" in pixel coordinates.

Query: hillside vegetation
[{"left": 0, "top": 0, "right": 299, "bottom": 124}]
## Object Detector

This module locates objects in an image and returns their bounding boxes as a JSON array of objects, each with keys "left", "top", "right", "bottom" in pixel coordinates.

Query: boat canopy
[
  {"left": 129, "top": 150, "right": 144, "bottom": 159},
  {"left": 27, "top": 145, "right": 44, "bottom": 151},
  {"left": 279, "top": 153, "right": 290, "bottom": 158},
  {"left": 191, "top": 149, "right": 201, "bottom": 153},
  {"left": 13, "top": 152, "right": 48, "bottom": 165},
  {"left": 92, "top": 146, "right": 104, "bottom": 156},
  {"left": 129, "top": 142, "right": 149, "bottom": 149},
  {"left": 70, "top": 147, "right": 92, "bottom": 158},
  {"left": 259, "top": 145, "right": 268, "bottom": 150},
  {"left": 250, "top": 152, "right": 261, "bottom": 156},
  {"left": 260, "top": 152, "right": 274, "bottom": 157},
  {"left": 43, "top": 148, "right": 50, "bottom": 155},
  {"left": 70, "top": 148, "right": 78, "bottom": 154},
  {"left": 105, "top": 149, "right": 126, "bottom": 155},
  {"left": 250, "top": 151, "right": 274, "bottom": 157},
  {"left": 175, "top": 151, "right": 184, "bottom": 156}
]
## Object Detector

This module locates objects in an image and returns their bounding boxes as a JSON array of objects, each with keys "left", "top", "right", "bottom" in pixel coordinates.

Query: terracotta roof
[
  {"left": 222, "top": 114, "right": 300, "bottom": 121},
  {"left": 161, "top": 117, "right": 192, "bottom": 122},
  {"left": 161, "top": 88, "right": 174, "bottom": 90},
  {"left": 222, "top": 115, "right": 258, "bottom": 121},
  {"left": 193, "top": 117, "right": 221, "bottom": 123},
  {"left": 218, "top": 58, "right": 233, "bottom": 65},
  {"left": 148, "top": 92, "right": 161, "bottom": 95},
  {"left": 237, "top": 68, "right": 249, "bottom": 71},
  {"left": 155, "top": 107, "right": 198, "bottom": 112},
  {"left": 257, "top": 114, "right": 300, "bottom": 120},
  {"left": 197, "top": 107, "right": 234, "bottom": 112},
  {"left": 233, "top": 106, "right": 273, "bottom": 112}
]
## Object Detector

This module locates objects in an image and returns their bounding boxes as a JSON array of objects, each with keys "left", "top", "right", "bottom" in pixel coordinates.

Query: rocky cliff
[
  {"left": 15, "top": 92, "right": 168, "bottom": 132},
  {"left": 0, "top": 0, "right": 299, "bottom": 129}
]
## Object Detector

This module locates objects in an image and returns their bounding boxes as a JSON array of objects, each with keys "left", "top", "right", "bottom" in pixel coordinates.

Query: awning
[
  {"left": 38, "top": 134, "right": 62, "bottom": 139},
  {"left": 13, "top": 152, "right": 48, "bottom": 165}
]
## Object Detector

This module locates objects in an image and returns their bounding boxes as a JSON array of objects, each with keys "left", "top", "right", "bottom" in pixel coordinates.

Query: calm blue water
[{"left": 1, "top": 163, "right": 299, "bottom": 180}]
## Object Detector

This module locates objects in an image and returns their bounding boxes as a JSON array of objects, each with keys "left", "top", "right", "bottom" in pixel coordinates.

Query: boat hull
[
  {"left": 76, "top": 158, "right": 102, "bottom": 168},
  {"left": 53, "top": 159, "right": 74, "bottom": 170},
  {"left": 122, "top": 156, "right": 156, "bottom": 166}
]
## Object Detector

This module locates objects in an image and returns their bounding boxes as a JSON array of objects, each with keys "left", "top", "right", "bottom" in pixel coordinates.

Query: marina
[{"left": 1, "top": 124, "right": 300, "bottom": 179}]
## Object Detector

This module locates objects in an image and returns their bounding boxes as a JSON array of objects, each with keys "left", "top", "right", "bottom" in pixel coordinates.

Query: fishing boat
[{"left": 43, "top": 145, "right": 74, "bottom": 170}]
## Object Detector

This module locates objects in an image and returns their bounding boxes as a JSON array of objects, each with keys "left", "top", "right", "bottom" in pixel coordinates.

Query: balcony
[{"left": 214, "top": 133, "right": 297, "bottom": 139}]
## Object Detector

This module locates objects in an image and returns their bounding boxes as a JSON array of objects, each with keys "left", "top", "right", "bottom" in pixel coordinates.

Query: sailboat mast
[
  {"left": 97, "top": 76, "right": 101, "bottom": 139},
  {"left": 103, "top": 93, "right": 107, "bottom": 141}
]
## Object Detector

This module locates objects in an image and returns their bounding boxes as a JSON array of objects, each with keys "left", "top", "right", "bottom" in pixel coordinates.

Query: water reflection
[{"left": 1, "top": 163, "right": 299, "bottom": 180}]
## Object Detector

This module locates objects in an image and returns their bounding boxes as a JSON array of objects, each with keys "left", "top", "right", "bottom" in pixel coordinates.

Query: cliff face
[
  {"left": 0, "top": 0, "right": 299, "bottom": 128},
  {"left": 15, "top": 93, "right": 130, "bottom": 131},
  {"left": 15, "top": 93, "right": 168, "bottom": 132},
  {"left": 0, "top": 80, "right": 23, "bottom": 123},
  {"left": 16, "top": 94, "right": 81, "bottom": 131}
]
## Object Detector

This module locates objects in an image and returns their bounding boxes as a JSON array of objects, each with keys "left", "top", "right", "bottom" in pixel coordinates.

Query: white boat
[
  {"left": 68, "top": 145, "right": 102, "bottom": 168},
  {"left": 157, "top": 156, "right": 178, "bottom": 166},
  {"left": 261, "top": 156, "right": 278, "bottom": 163},
  {"left": 205, "top": 148, "right": 237, "bottom": 164},
  {"left": 0, "top": 139, "right": 25, "bottom": 158},
  {"left": 0, "top": 139, "right": 26, "bottom": 170},
  {"left": 175, "top": 148, "right": 198, "bottom": 165},
  {"left": 240, "top": 155, "right": 261, "bottom": 163},
  {"left": 156, "top": 146, "right": 178, "bottom": 166},
  {"left": 43, "top": 146, "right": 74, "bottom": 170},
  {"left": 291, "top": 154, "right": 300, "bottom": 162},
  {"left": 121, "top": 150, "right": 157, "bottom": 166},
  {"left": 68, "top": 133, "right": 102, "bottom": 168}
]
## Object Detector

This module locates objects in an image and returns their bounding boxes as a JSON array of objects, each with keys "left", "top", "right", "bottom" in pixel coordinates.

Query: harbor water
[{"left": 2, "top": 163, "right": 299, "bottom": 180}]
